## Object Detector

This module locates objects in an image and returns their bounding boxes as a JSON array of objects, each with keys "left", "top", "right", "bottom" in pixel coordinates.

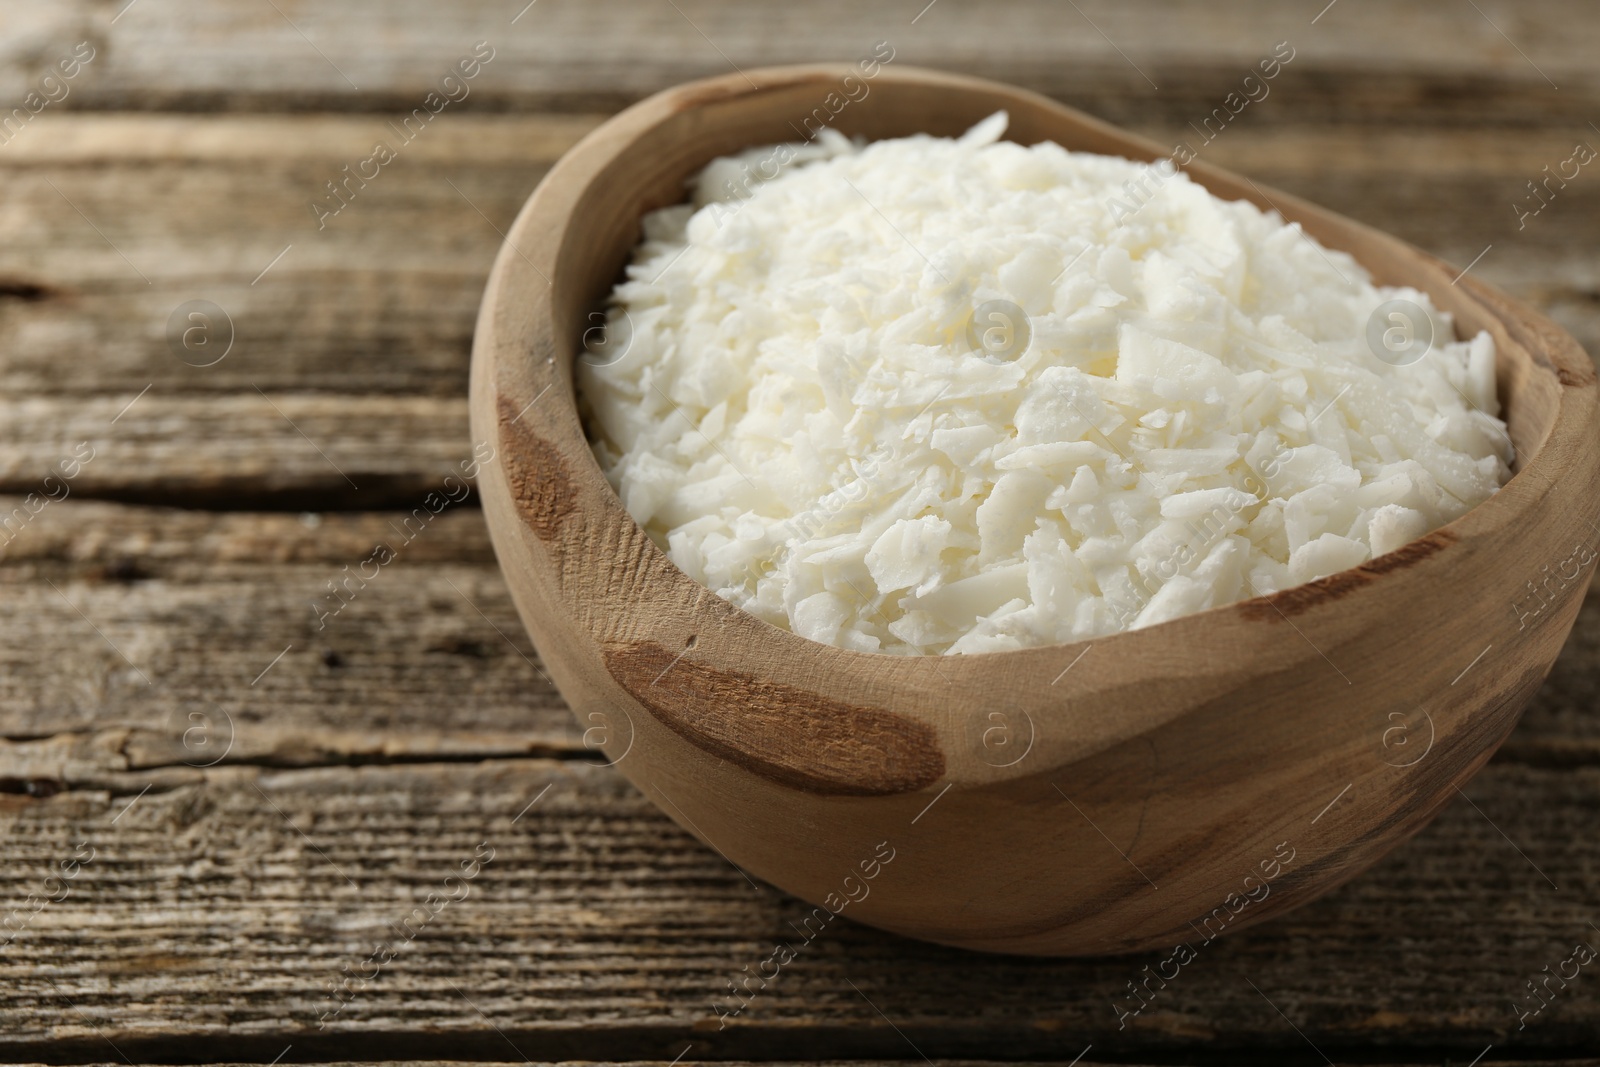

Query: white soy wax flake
[{"left": 577, "top": 112, "right": 1513, "bottom": 655}]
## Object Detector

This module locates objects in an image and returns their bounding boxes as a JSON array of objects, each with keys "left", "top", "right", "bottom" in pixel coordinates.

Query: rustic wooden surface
[{"left": 4, "top": 1, "right": 1600, "bottom": 1063}]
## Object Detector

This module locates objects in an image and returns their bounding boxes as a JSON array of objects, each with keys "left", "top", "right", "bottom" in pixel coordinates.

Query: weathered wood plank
[
  {"left": 1, "top": 498, "right": 1595, "bottom": 776},
  {"left": 0, "top": 500, "right": 578, "bottom": 767},
  {"left": 0, "top": 395, "right": 479, "bottom": 507},
  {"left": 0, "top": 116, "right": 590, "bottom": 401},
  {"left": 0, "top": 116, "right": 1596, "bottom": 506},
  {"left": 0, "top": 756, "right": 1597, "bottom": 1060},
  {"left": 0, "top": 0, "right": 1590, "bottom": 1059},
  {"left": 4, "top": 0, "right": 1597, "bottom": 124}
]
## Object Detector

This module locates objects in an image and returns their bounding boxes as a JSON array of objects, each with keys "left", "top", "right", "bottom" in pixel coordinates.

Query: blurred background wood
[{"left": 2, "top": 1, "right": 1598, "bottom": 1062}]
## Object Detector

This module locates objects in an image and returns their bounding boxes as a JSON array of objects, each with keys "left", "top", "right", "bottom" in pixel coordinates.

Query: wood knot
[
  {"left": 605, "top": 641, "right": 945, "bottom": 796},
  {"left": 0, "top": 278, "right": 60, "bottom": 302},
  {"left": 497, "top": 392, "right": 578, "bottom": 540}
]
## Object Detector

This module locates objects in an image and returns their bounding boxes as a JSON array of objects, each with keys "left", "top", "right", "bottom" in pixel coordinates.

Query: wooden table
[{"left": 4, "top": 2, "right": 1599, "bottom": 1064}]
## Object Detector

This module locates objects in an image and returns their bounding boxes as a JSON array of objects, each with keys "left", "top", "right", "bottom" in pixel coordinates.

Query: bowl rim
[{"left": 476, "top": 61, "right": 1597, "bottom": 675}]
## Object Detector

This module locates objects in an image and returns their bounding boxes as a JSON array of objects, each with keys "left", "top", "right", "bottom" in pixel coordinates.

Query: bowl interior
[{"left": 553, "top": 65, "right": 1563, "bottom": 477}]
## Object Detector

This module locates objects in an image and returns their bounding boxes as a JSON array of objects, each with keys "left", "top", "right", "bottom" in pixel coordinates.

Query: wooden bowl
[{"left": 469, "top": 64, "right": 1600, "bottom": 956}]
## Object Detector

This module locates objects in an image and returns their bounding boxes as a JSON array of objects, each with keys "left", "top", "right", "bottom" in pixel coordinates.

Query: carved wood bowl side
[{"left": 469, "top": 65, "right": 1600, "bottom": 956}]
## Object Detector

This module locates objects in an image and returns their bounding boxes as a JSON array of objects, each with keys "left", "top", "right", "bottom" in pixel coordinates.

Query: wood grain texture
[
  {"left": 2, "top": 757, "right": 1600, "bottom": 1061},
  {"left": 0, "top": 394, "right": 479, "bottom": 508},
  {"left": 0, "top": 116, "right": 593, "bottom": 399},
  {"left": 3, "top": 0, "right": 1598, "bottom": 124},
  {"left": 2, "top": 0, "right": 1597, "bottom": 1055},
  {"left": 0, "top": 500, "right": 576, "bottom": 768}
]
